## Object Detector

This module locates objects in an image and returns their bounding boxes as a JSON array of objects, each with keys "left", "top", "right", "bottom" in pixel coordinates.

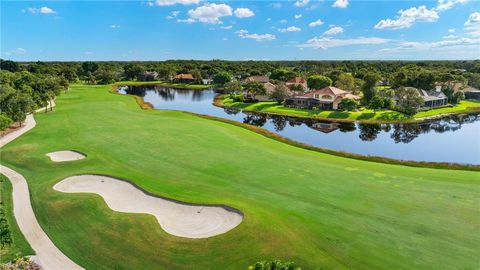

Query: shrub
[
  {"left": 248, "top": 259, "right": 301, "bottom": 270},
  {"left": 0, "top": 114, "right": 12, "bottom": 131}
]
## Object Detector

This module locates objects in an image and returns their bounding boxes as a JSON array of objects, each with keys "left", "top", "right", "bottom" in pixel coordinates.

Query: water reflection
[{"left": 118, "top": 85, "right": 480, "bottom": 164}]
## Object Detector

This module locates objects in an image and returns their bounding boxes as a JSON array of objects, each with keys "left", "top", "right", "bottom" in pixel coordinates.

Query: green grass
[
  {"left": 0, "top": 174, "right": 34, "bottom": 263},
  {"left": 219, "top": 96, "right": 480, "bottom": 123},
  {"left": 116, "top": 80, "right": 211, "bottom": 90},
  {"left": 1, "top": 84, "right": 479, "bottom": 269}
]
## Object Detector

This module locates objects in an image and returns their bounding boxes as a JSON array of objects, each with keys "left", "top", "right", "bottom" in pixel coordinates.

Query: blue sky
[{"left": 1, "top": 0, "right": 479, "bottom": 61}]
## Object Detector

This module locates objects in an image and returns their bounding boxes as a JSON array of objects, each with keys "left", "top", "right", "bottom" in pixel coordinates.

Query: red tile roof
[{"left": 302, "top": 86, "right": 347, "bottom": 98}]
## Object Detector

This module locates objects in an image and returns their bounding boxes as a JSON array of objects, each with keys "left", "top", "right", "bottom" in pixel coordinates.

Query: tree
[
  {"left": 191, "top": 69, "right": 203, "bottom": 84},
  {"left": 452, "top": 91, "right": 465, "bottom": 104},
  {"left": 248, "top": 259, "right": 301, "bottom": 270},
  {"left": 0, "top": 60, "right": 20, "bottom": 72},
  {"left": 243, "top": 82, "right": 266, "bottom": 100},
  {"left": 394, "top": 87, "right": 424, "bottom": 116},
  {"left": 270, "top": 68, "right": 296, "bottom": 82},
  {"left": 307, "top": 75, "right": 332, "bottom": 90},
  {"left": 441, "top": 86, "right": 464, "bottom": 104},
  {"left": 0, "top": 113, "right": 12, "bottom": 131},
  {"left": 95, "top": 70, "right": 117, "bottom": 84},
  {"left": 290, "top": 84, "right": 305, "bottom": 95},
  {"left": 123, "top": 63, "right": 144, "bottom": 81},
  {"left": 335, "top": 73, "right": 356, "bottom": 91},
  {"left": 80, "top": 62, "right": 99, "bottom": 76},
  {"left": 3, "top": 93, "right": 34, "bottom": 125},
  {"left": 369, "top": 95, "right": 384, "bottom": 111},
  {"left": 270, "top": 83, "right": 289, "bottom": 103},
  {"left": 223, "top": 81, "right": 242, "bottom": 96},
  {"left": 361, "top": 73, "right": 380, "bottom": 103},
  {"left": 213, "top": 71, "right": 232, "bottom": 85},
  {"left": 339, "top": 98, "right": 359, "bottom": 111}
]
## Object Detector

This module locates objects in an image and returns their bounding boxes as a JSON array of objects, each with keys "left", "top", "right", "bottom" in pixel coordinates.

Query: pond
[{"left": 118, "top": 85, "right": 480, "bottom": 165}]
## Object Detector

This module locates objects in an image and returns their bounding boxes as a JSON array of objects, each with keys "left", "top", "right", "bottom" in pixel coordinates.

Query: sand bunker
[
  {"left": 46, "top": 151, "right": 85, "bottom": 162},
  {"left": 53, "top": 175, "right": 243, "bottom": 238}
]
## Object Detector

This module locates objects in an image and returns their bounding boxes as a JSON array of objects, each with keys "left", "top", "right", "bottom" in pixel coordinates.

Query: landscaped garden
[{"left": 1, "top": 84, "right": 479, "bottom": 269}]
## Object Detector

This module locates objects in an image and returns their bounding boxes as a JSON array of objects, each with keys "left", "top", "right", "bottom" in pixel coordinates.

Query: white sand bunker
[
  {"left": 53, "top": 175, "right": 243, "bottom": 238},
  {"left": 46, "top": 150, "right": 85, "bottom": 162}
]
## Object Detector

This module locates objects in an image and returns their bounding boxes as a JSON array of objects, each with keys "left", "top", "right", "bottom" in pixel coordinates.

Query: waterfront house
[
  {"left": 285, "top": 86, "right": 361, "bottom": 110},
  {"left": 139, "top": 71, "right": 159, "bottom": 81},
  {"left": 243, "top": 82, "right": 277, "bottom": 102},
  {"left": 244, "top": 76, "right": 270, "bottom": 84},
  {"left": 463, "top": 86, "right": 480, "bottom": 99},
  {"left": 174, "top": 73, "right": 196, "bottom": 83},
  {"left": 417, "top": 88, "right": 448, "bottom": 108}
]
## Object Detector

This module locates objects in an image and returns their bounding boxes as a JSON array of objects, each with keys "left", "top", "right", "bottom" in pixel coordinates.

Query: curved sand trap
[
  {"left": 46, "top": 151, "right": 85, "bottom": 162},
  {"left": 54, "top": 175, "right": 243, "bottom": 238}
]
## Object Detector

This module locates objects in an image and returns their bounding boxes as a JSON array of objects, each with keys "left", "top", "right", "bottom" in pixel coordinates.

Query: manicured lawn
[
  {"left": 0, "top": 174, "right": 34, "bottom": 263},
  {"left": 1, "top": 84, "right": 479, "bottom": 269},
  {"left": 220, "top": 96, "right": 480, "bottom": 123}
]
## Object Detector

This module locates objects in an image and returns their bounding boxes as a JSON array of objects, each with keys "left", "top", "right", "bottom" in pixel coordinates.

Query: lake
[{"left": 119, "top": 85, "right": 480, "bottom": 165}]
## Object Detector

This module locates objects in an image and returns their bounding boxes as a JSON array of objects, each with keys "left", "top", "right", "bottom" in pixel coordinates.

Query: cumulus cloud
[
  {"left": 3, "top": 48, "right": 26, "bottom": 56},
  {"left": 374, "top": 5, "right": 439, "bottom": 29},
  {"left": 332, "top": 0, "right": 349, "bottom": 8},
  {"left": 378, "top": 37, "right": 480, "bottom": 52},
  {"left": 236, "top": 29, "right": 276, "bottom": 41},
  {"left": 435, "top": 0, "right": 468, "bottom": 11},
  {"left": 147, "top": 0, "right": 200, "bottom": 6},
  {"left": 25, "top": 6, "right": 56, "bottom": 14},
  {"left": 278, "top": 26, "right": 302, "bottom": 33},
  {"left": 308, "top": 19, "right": 324, "bottom": 27},
  {"left": 324, "top": 26, "right": 344, "bottom": 35},
  {"left": 234, "top": 8, "right": 254, "bottom": 18},
  {"left": 464, "top": 12, "right": 480, "bottom": 26},
  {"left": 298, "top": 37, "right": 390, "bottom": 49},
  {"left": 177, "top": 18, "right": 195, "bottom": 23},
  {"left": 186, "top": 3, "right": 232, "bottom": 24},
  {"left": 221, "top": 25, "right": 233, "bottom": 30},
  {"left": 464, "top": 12, "right": 480, "bottom": 37},
  {"left": 294, "top": 0, "right": 309, "bottom": 7},
  {"left": 443, "top": 34, "right": 457, "bottom": 39},
  {"left": 294, "top": 14, "right": 302, "bottom": 19},
  {"left": 448, "top": 28, "right": 455, "bottom": 33}
]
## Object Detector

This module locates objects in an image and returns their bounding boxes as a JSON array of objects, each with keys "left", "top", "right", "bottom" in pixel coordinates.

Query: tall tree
[
  {"left": 307, "top": 75, "right": 332, "bottom": 90},
  {"left": 361, "top": 73, "right": 380, "bottom": 103},
  {"left": 335, "top": 73, "right": 356, "bottom": 91}
]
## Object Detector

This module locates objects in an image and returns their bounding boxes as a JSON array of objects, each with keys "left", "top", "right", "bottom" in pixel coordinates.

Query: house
[
  {"left": 285, "top": 77, "right": 308, "bottom": 93},
  {"left": 201, "top": 78, "right": 213, "bottom": 85},
  {"left": 139, "top": 71, "right": 158, "bottom": 81},
  {"left": 286, "top": 86, "right": 361, "bottom": 110},
  {"left": 435, "top": 81, "right": 465, "bottom": 92},
  {"left": 244, "top": 82, "right": 276, "bottom": 102},
  {"left": 174, "top": 73, "right": 196, "bottom": 83},
  {"left": 417, "top": 88, "right": 448, "bottom": 108},
  {"left": 463, "top": 86, "right": 480, "bottom": 100},
  {"left": 244, "top": 76, "right": 269, "bottom": 84}
]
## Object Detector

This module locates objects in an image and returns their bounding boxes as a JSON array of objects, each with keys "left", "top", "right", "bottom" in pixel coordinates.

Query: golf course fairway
[{"left": 1, "top": 84, "right": 478, "bottom": 270}]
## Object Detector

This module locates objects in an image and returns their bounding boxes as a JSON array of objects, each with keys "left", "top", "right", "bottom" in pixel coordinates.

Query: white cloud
[
  {"left": 148, "top": 0, "right": 200, "bottom": 6},
  {"left": 294, "top": 0, "right": 309, "bottom": 7},
  {"left": 443, "top": 34, "right": 457, "bottom": 39},
  {"left": 266, "top": 18, "right": 271, "bottom": 22},
  {"left": 234, "top": 8, "right": 254, "bottom": 18},
  {"left": 236, "top": 29, "right": 276, "bottom": 42},
  {"left": 110, "top": 24, "right": 120, "bottom": 29},
  {"left": 177, "top": 18, "right": 195, "bottom": 23},
  {"left": 278, "top": 26, "right": 302, "bottom": 33},
  {"left": 332, "top": 0, "right": 349, "bottom": 8},
  {"left": 84, "top": 51, "right": 94, "bottom": 55},
  {"left": 3, "top": 48, "right": 26, "bottom": 56},
  {"left": 294, "top": 14, "right": 302, "bottom": 19},
  {"left": 379, "top": 37, "right": 480, "bottom": 52},
  {"left": 374, "top": 5, "right": 439, "bottom": 30},
  {"left": 464, "top": 12, "right": 480, "bottom": 26},
  {"left": 279, "top": 19, "right": 288, "bottom": 24},
  {"left": 308, "top": 19, "right": 324, "bottom": 27},
  {"left": 299, "top": 37, "right": 390, "bottom": 49},
  {"left": 448, "top": 28, "right": 455, "bottom": 33},
  {"left": 221, "top": 25, "right": 233, "bottom": 29},
  {"left": 324, "top": 26, "right": 344, "bottom": 35},
  {"left": 167, "top": 10, "right": 180, "bottom": 19},
  {"left": 26, "top": 6, "right": 56, "bottom": 14},
  {"left": 435, "top": 0, "right": 468, "bottom": 11},
  {"left": 223, "top": 37, "right": 228, "bottom": 41},
  {"left": 186, "top": 3, "right": 232, "bottom": 24}
]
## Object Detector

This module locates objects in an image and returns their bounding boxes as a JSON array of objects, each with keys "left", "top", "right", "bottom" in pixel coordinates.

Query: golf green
[{"left": 1, "top": 84, "right": 478, "bottom": 269}]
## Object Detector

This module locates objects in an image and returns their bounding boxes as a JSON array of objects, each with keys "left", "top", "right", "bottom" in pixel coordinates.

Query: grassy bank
[
  {"left": 1, "top": 84, "right": 478, "bottom": 269},
  {"left": 0, "top": 174, "right": 34, "bottom": 263},
  {"left": 218, "top": 96, "right": 480, "bottom": 123},
  {"left": 116, "top": 80, "right": 211, "bottom": 90}
]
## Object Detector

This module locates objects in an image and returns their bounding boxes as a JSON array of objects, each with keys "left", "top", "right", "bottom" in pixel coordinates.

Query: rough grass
[
  {"left": 1, "top": 84, "right": 479, "bottom": 270},
  {"left": 0, "top": 174, "right": 34, "bottom": 263},
  {"left": 219, "top": 96, "right": 480, "bottom": 123}
]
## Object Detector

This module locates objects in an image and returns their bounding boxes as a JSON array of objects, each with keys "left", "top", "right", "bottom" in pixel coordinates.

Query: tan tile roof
[
  {"left": 175, "top": 73, "right": 194, "bottom": 79},
  {"left": 286, "top": 77, "right": 306, "bottom": 84}
]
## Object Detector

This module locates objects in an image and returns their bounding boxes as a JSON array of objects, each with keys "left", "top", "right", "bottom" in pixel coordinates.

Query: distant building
[
  {"left": 202, "top": 78, "right": 213, "bottom": 85},
  {"left": 244, "top": 76, "right": 269, "bottom": 84},
  {"left": 435, "top": 81, "right": 466, "bottom": 92},
  {"left": 139, "top": 71, "right": 158, "bottom": 81},
  {"left": 463, "top": 86, "right": 480, "bottom": 100},
  {"left": 285, "top": 77, "right": 308, "bottom": 93},
  {"left": 285, "top": 86, "right": 361, "bottom": 110},
  {"left": 174, "top": 73, "right": 195, "bottom": 83},
  {"left": 243, "top": 82, "right": 277, "bottom": 102}
]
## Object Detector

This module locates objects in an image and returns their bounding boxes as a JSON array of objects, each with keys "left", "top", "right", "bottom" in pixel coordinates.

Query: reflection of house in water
[{"left": 308, "top": 122, "right": 340, "bottom": 133}]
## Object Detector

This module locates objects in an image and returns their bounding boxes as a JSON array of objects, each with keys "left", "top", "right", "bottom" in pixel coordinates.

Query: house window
[
  {"left": 321, "top": 95, "right": 332, "bottom": 100},
  {"left": 314, "top": 94, "right": 319, "bottom": 99}
]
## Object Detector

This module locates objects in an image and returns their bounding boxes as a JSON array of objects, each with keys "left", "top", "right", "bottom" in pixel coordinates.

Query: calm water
[{"left": 119, "top": 85, "right": 480, "bottom": 164}]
